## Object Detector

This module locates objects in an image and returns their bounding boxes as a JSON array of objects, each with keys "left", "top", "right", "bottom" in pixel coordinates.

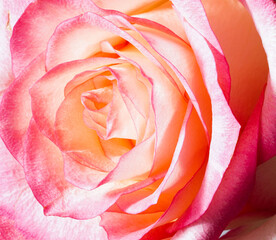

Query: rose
[{"left": 0, "top": 0, "right": 275, "bottom": 239}]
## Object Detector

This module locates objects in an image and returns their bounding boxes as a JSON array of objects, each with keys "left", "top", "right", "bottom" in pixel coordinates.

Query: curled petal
[{"left": 171, "top": 0, "right": 240, "bottom": 228}]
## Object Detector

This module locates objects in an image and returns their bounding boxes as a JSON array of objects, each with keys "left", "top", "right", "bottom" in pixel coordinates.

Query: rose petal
[
  {"left": 0, "top": 138, "right": 108, "bottom": 239},
  {"left": 24, "top": 119, "right": 164, "bottom": 219},
  {"left": 30, "top": 57, "right": 122, "bottom": 141},
  {"left": 0, "top": 53, "right": 45, "bottom": 164},
  {"left": 116, "top": 103, "right": 207, "bottom": 214},
  {"left": 222, "top": 214, "right": 276, "bottom": 240},
  {"left": 134, "top": 1, "right": 188, "bottom": 41},
  {"left": 172, "top": 0, "right": 231, "bottom": 102},
  {"left": 93, "top": 0, "right": 164, "bottom": 15},
  {"left": 170, "top": 89, "right": 264, "bottom": 239},
  {"left": 54, "top": 75, "right": 116, "bottom": 172},
  {"left": 238, "top": 0, "right": 276, "bottom": 162},
  {"left": 101, "top": 212, "right": 163, "bottom": 240},
  {"left": 202, "top": 0, "right": 268, "bottom": 126},
  {"left": 171, "top": 0, "right": 241, "bottom": 228},
  {"left": 10, "top": 0, "right": 100, "bottom": 76},
  {"left": 46, "top": 13, "right": 123, "bottom": 70},
  {"left": 63, "top": 153, "right": 108, "bottom": 190},
  {"left": 249, "top": 156, "right": 276, "bottom": 212}
]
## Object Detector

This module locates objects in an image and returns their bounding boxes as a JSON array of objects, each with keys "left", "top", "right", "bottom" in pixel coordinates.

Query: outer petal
[
  {"left": 221, "top": 214, "right": 276, "bottom": 240},
  {"left": 0, "top": 0, "right": 34, "bottom": 97},
  {"left": 0, "top": 53, "right": 46, "bottom": 165},
  {"left": 0, "top": 138, "right": 108, "bottom": 240},
  {"left": 171, "top": 91, "right": 264, "bottom": 239},
  {"left": 10, "top": 0, "right": 99, "bottom": 76},
  {"left": 171, "top": 0, "right": 240, "bottom": 228},
  {"left": 249, "top": 156, "right": 276, "bottom": 212},
  {"left": 238, "top": 0, "right": 276, "bottom": 162}
]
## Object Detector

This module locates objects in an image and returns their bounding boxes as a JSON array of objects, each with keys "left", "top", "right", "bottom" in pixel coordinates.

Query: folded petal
[
  {"left": 101, "top": 212, "right": 163, "bottom": 240},
  {"left": 94, "top": 0, "right": 164, "bottom": 15},
  {"left": 170, "top": 89, "right": 264, "bottom": 239},
  {"left": 202, "top": 0, "right": 268, "bottom": 126},
  {"left": 117, "top": 103, "right": 207, "bottom": 214},
  {"left": 171, "top": 0, "right": 241, "bottom": 228}
]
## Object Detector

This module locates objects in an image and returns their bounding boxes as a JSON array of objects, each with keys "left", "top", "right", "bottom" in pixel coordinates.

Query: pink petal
[
  {"left": 170, "top": 0, "right": 240, "bottom": 228},
  {"left": 249, "top": 156, "right": 276, "bottom": 212},
  {"left": 170, "top": 90, "right": 264, "bottom": 239},
  {"left": 0, "top": 137, "right": 108, "bottom": 239},
  {"left": 222, "top": 214, "right": 276, "bottom": 240},
  {"left": 0, "top": 53, "right": 45, "bottom": 165},
  {"left": 10, "top": 0, "right": 99, "bottom": 76},
  {"left": 0, "top": 0, "right": 34, "bottom": 98},
  {"left": 238, "top": 0, "right": 276, "bottom": 162}
]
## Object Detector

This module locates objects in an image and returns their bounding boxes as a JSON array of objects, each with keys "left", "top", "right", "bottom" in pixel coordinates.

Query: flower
[{"left": 0, "top": 0, "right": 275, "bottom": 239}]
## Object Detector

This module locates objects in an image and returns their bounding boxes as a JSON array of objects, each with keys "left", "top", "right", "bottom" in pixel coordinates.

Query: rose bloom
[{"left": 0, "top": 0, "right": 275, "bottom": 239}]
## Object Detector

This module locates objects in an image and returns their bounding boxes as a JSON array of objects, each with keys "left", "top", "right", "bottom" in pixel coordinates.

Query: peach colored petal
[
  {"left": 30, "top": 57, "right": 122, "bottom": 142},
  {"left": 23, "top": 119, "right": 118, "bottom": 219},
  {"left": 101, "top": 212, "right": 163, "bottom": 240},
  {"left": 116, "top": 103, "right": 206, "bottom": 214},
  {"left": 104, "top": 43, "right": 188, "bottom": 176},
  {"left": 63, "top": 153, "right": 108, "bottom": 190},
  {"left": 171, "top": 0, "right": 241, "bottom": 228},
  {"left": 0, "top": 53, "right": 45, "bottom": 165},
  {"left": 100, "top": 135, "right": 155, "bottom": 184},
  {"left": 133, "top": 24, "right": 212, "bottom": 139},
  {"left": 45, "top": 13, "right": 123, "bottom": 70},
  {"left": 140, "top": 162, "right": 207, "bottom": 239},
  {"left": 107, "top": 64, "right": 150, "bottom": 142},
  {"left": 93, "top": 0, "right": 165, "bottom": 15},
  {"left": 105, "top": 82, "right": 137, "bottom": 140},
  {"left": 54, "top": 78, "right": 116, "bottom": 172},
  {"left": 23, "top": 119, "right": 163, "bottom": 220},
  {"left": 238, "top": 0, "right": 276, "bottom": 162},
  {"left": 104, "top": 14, "right": 211, "bottom": 141},
  {"left": 0, "top": 138, "right": 108, "bottom": 239},
  {"left": 134, "top": 1, "right": 188, "bottom": 41},
  {"left": 170, "top": 90, "right": 264, "bottom": 240},
  {"left": 202, "top": 0, "right": 268, "bottom": 126}
]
